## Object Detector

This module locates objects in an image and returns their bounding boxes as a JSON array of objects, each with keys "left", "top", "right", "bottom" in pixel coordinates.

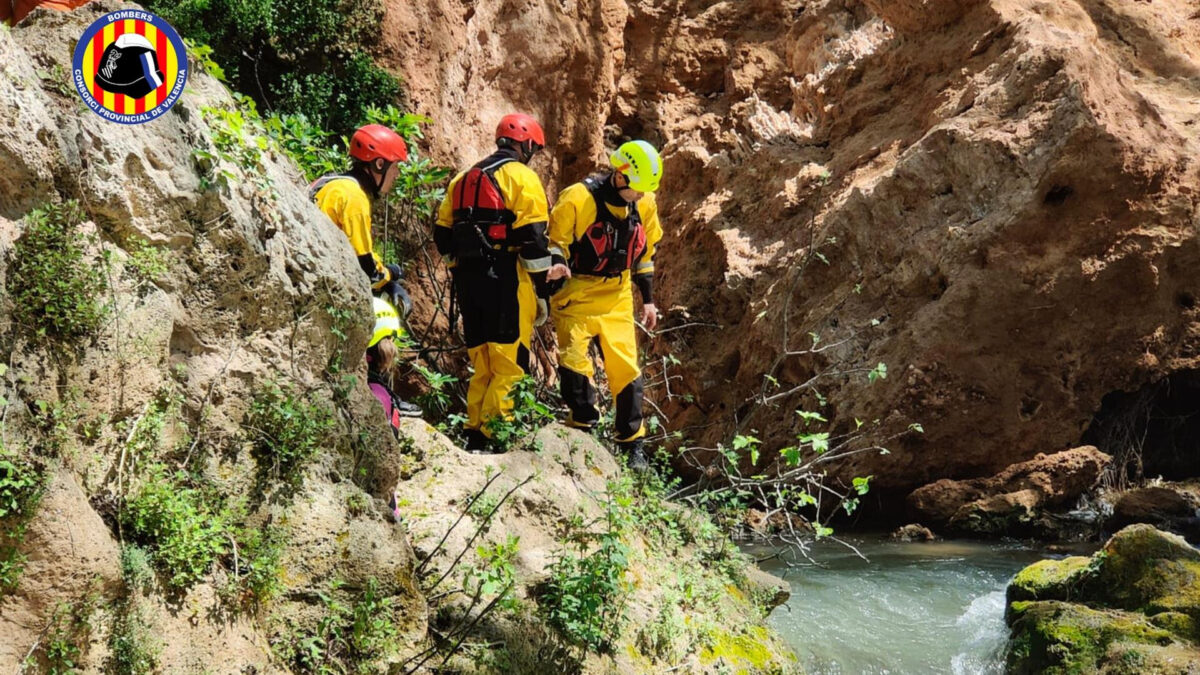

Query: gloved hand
[
  {"left": 381, "top": 281, "right": 412, "bottom": 318},
  {"left": 385, "top": 263, "right": 404, "bottom": 283},
  {"left": 535, "top": 298, "right": 549, "bottom": 327}
]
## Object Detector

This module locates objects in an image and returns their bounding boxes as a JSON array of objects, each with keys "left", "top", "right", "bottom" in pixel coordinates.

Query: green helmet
[
  {"left": 609, "top": 140, "right": 663, "bottom": 193},
  {"left": 370, "top": 296, "right": 402, "bottom": 348}
]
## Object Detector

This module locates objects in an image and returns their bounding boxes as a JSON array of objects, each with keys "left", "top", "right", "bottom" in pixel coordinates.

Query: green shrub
[
  {"left": 0, "top": 452, "right": 45, "bottom": 594},
  {"left": 274, "top": 578, "right": 401, "bottom": 674},
  {"left": 263, "top": 113, "right": 343, "bottom": 182},
  {"left": 196, "top": 94, "right": 275, "bottom": 192},
  {"left": 274, "top": 52, "right": 401, "bottom": 135},
  {"left": 40, "top": 591, "right": 100, "bottom": 675},
  {"left": 121, "top": 465, "right": 229, "bottom": 592},
  {"left": 8, "top": 201, "right": 108, "bottom": 342},
  {"left": 540, "top": 488, "right": 631, "bottom": 653},
  {"left": 246, "top": 383, "right": 336, "bottom": 498},
  {"left": 236, "top": 523, "right": 286, "bottom": 605},
  {"left": 120, "top": 544, "right": 154, "bottom": 590},
  {"left": 0, "top": 453, "right": 43, "bottom": 521},
  {"left": 107, "top": 599, "right": 159, "bottom": 674},
  {"left": 39, "top": 590, "right": 100, "bottom": 672},
  {"left": 146, "top": 0, "right": 399, "bottom": 137},
  {"left": 484, "top": 377, "right": 554, "bottom": 452},
  {"left": 124, "top": 237, "right": 170, "bottom": 285},
  {"left": 463, "top": 535, "right": 520, "bottom": 613}
]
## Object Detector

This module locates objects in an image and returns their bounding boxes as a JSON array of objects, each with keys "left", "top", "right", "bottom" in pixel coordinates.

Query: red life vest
[
  {"left": 568, "top": 176, "right": 647, "bottom": 277},
  {"left": 450, "top": 153, "right": 518, "bottom": 260}
]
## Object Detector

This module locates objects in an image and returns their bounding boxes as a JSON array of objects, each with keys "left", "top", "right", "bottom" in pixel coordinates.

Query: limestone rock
[
  {"left": 0, "top": 468, "right": 122, "bottom": 668},
  {"left": 0, "top": 3, "right": 423, "bottom": 670},
  {"left": 1006, "top": 600, "right": 1198, "bottom": 674},
  {"left": 395, "top": 422, "right": 797, "bottom": 674}
]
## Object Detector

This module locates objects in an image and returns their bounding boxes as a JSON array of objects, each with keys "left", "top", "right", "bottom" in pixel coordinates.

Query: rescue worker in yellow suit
[
  {"left": 310, "top": 123, "right": 412, "bottom": 316},
  {"left": 434, "top": 114, "right": 563, "bottom": 453},
  {"left": 310, "top": 123, "right": 420, "bottom": 417},
  {"left": 548, "top": 140, "right": 664, "bottom": 471}
]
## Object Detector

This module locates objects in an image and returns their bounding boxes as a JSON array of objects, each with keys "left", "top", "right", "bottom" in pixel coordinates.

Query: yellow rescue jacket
[{"left": 313, "top": 176, "right": 391, "bottom": 289}]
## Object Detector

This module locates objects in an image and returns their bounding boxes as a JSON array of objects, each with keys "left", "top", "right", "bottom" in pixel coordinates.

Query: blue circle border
[{"left": 71, "top": 10, "right": 189, "bottom": 125}]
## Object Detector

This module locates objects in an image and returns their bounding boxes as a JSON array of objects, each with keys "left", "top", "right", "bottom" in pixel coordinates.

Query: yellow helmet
[
  {"left": 370, "top": 296, "right": 402, "bottom": 348},
  {"left": 609, "top": 140, "right": 663, "bottom": 193}
]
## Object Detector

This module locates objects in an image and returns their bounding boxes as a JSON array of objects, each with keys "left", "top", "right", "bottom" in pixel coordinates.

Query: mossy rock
[
  {"left": 1006, "top": 601, "right": 1181, "bottom": 674},
  {"left": 698, "top": 625, "right": 798, "bottom": 674},
  {"left": 1083, "top": 525, "right": 1200, "bottom": 614},
  {"left": 1148, "top": 611, "right": 1200, "bottom": 642},
  {"left": 1007, "top": 556, "right": 1092, "bottom": 605}
]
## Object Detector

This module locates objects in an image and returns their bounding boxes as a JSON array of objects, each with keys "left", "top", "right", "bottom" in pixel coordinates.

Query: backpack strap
[{"left": 307, "top": 173, "right": 356, "bottom": 202}]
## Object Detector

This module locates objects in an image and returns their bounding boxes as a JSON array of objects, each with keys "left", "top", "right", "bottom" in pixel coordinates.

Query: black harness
[{"left": 567, "top": 176, "right": 647, "bottom": 278}]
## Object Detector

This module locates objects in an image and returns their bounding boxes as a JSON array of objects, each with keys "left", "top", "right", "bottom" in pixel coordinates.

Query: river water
[{"left": 748, "top": 538, "right": 1052, "bottom": 674}]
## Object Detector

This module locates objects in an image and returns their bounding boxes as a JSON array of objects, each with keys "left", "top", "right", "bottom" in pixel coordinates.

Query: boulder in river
[
  {"left": 1006, "top": 524, "right": 1200, "bottom": 672},
  {"left": 891, "top": 524, "right": 938, "bottom": 542},
  {"left": 906, "top": 446, "right": 1110, "bottom": 537},
  {"left": 1105, "top": 482, "right": 1200, "bottom": 543}
]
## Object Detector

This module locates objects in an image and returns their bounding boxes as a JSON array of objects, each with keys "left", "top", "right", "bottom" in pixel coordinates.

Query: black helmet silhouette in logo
[{"left": 96, "top": 34, "right": 164, "bottom": 99}]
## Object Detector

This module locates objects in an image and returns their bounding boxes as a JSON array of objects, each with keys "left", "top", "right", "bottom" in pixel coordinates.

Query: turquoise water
[{"left": 749, "top": 538, "right": 1050, "bottom": 674}]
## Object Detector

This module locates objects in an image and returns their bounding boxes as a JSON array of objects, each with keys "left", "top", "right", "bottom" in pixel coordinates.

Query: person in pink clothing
[{"left": 367, "top": 297, "right": 421, "bottom": 434}]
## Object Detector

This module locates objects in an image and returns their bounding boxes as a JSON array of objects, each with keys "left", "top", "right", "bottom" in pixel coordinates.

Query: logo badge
[{"left": 72, "top": 10, "right": 188, "bottom": 125}]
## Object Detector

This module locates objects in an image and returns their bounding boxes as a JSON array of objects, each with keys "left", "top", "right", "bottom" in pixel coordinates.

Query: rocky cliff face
[
  {"left": 384, "top": 0, "right": 1200, "bottom": 494},
  {"left": 0, "top": 4, "right": 428, "bottom": 669}
]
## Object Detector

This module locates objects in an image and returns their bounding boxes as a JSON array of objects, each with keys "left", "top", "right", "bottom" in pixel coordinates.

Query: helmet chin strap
[{"left": 372, "top": 160, "right": 392, "bottom": 195}]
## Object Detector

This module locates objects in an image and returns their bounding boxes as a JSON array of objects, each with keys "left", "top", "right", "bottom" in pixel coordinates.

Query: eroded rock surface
[
  {"left": 385, "top": 0, "right": 1200, "bottom": 498},
  {"left": 906, "top": 446, "right": 1109, "bottom": 536}
]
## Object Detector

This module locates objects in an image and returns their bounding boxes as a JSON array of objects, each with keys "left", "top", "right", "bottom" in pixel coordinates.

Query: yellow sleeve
[
  {"left": 548, "top": 183, "right": 595, "bottom": 263},
  {"left": 636, "top": 193, "right": 662, "bottom": 276},
  {"left": 495, "top": 162, "right": 549, "bottom": 228},
  {"left": 436, "top": 172, "right": 465, "bottom": 230}
]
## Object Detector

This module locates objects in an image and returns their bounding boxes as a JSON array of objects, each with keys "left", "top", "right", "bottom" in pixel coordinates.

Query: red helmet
[
  {"left": 495, "top": 113, "right": 545, "bottom": 147},
  {"left": 350, "top": 124, "right": 408, "bottom": 163}
]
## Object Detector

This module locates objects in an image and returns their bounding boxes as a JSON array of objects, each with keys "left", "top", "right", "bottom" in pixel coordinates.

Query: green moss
[
  {"left": 1008, "top": 556, "right": 1092, "bottom": 604},
  {"left": 1083, "top": 526, "right": 1200, "bottom": 614},
  {"left": 1007, "top": 601, "right": 1179, "bottom": 674},
  {"left": 1139, "top": 560, "right": 1200, "bottom": 616},
  {"left": 1148, "top": 611, "right": 1200, "bottom": 642},
  {"left": 699, "top": 625, "right": 787, "bottom": 673}
]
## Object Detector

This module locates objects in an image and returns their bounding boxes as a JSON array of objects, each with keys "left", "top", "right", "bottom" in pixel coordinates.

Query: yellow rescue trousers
[
  {"left": 458, "top": 261, "right": 537, "bottom": 437},
  {"left": 551, "top": 272, "right": 645, "bottom": 443}
]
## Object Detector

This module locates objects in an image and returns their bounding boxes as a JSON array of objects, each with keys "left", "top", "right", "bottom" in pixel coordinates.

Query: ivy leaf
[
  {"left": 852, "top": 475, "right": 872, "bottom": 495},
  {"left": 798, "top": 432, "right": 830, "bottom": 454},
  {"left": 868, "top": 362, "right": 888, "bottom": 383},
  {"left": 781, "top": 447, "right": 801, "bottom": 466},
  {"left": 796, "top": 410, "right": 828, "bottom": 426}
]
